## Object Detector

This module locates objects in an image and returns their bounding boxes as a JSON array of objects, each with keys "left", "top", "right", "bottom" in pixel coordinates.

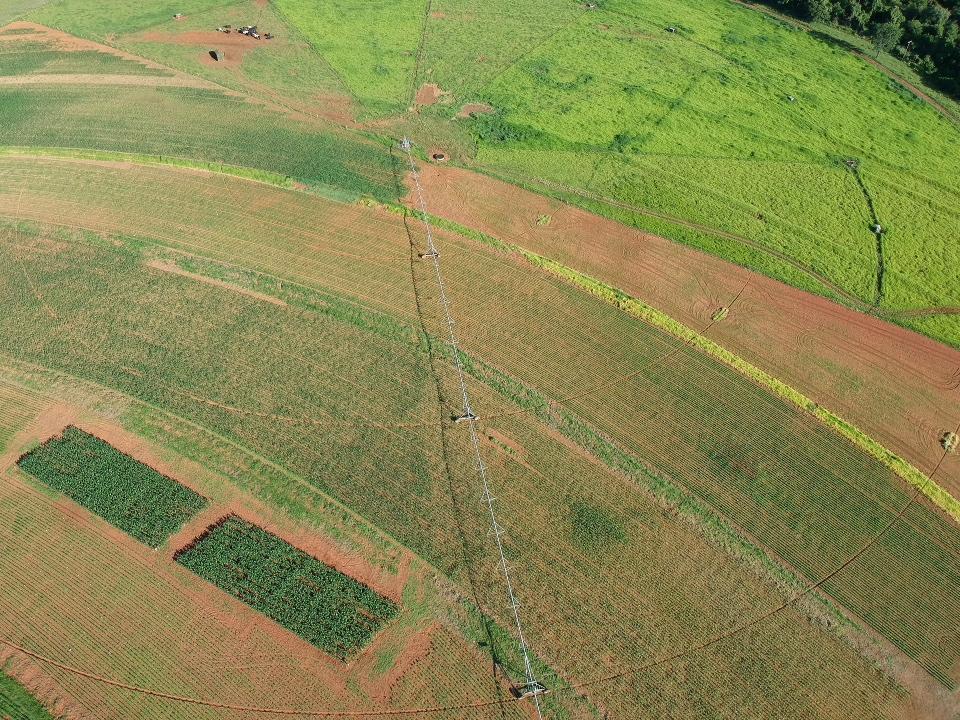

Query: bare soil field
[
  {"left": 138, "top": 30, "right": 259, "bottom": 70},
  {"left": 415, "top": 82, "right": 445, "bottom": 106},
  {"left": 407, "top": 162, "right": 960, "bottom": 500}
]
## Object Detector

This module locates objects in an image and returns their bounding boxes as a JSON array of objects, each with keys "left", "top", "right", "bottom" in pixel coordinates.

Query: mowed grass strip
[
  {"left": 16, "top": 426, "right": 206, "bottom": 547},
  {"left": 175, "top": 516, "right": 397, "bottom": 659},
  {"left": 0, "top": 669, "right": 54, "bottom": 720}
]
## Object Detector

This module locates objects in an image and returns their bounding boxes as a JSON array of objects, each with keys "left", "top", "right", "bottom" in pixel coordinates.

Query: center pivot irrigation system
[{"left": 401, "top": 137, "right": 549, "bottom": 715}]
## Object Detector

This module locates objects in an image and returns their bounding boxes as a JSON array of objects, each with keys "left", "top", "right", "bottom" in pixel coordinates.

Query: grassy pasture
[
  {"left": 0, "top": 160, "right": 956, "bottom": 711},
  {"left": 17, "top": 426, "right": 206, "bottom": 547},
  {"left": 27, "top": 0, "right": 235, "bottom": 40},
  {"left": 0, "top": 669, "right": 54, "bottom": 720},
  {"left": 272, "top": 0, "right": 424, "bottom": 115},
  {"left": 119, "top": 1, "right": 354, "bottom": 115},
  {"left": 176, "top": 516, "right": 398, "bottom": 659},
  {"left": 412, "top": 0, "right": 585, "bottom": 106},
  {"left": 448, "top": 0, "right": 960, "bottom": 343}
]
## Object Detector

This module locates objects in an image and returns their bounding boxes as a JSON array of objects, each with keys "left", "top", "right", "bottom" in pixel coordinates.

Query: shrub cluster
[{"left": 765, "top": 0, "right": 959, "bottom": 95}]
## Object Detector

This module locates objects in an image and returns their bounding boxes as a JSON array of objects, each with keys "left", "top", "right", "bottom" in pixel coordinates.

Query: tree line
[{"left": 758, "top": 0, "right": 959, "bottom": 96}]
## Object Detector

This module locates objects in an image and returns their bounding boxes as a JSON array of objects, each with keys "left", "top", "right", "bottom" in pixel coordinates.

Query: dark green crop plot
[
  {"left": 17, "top": 426, "right": 206, "bottom": 547},
  {"left": 0, "top": 670, "right": 54, "bottom": 720},
  {"left": 175, "top": 516, "right": 397, "bottom": 659}
]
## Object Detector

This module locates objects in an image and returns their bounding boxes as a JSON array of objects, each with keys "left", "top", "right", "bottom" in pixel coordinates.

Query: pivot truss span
[{"left": 401, "top": 138, "right": 547, "bottom": 716}]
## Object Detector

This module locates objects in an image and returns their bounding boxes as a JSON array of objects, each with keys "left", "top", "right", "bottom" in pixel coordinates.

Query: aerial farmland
[{"left": 0, "top": 1, "right": 958, "bottom": 719}]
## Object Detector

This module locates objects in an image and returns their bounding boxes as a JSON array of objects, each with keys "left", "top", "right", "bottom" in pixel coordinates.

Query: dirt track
[{"left": 408, "top": 163, "right": 960, "bottom": 501}]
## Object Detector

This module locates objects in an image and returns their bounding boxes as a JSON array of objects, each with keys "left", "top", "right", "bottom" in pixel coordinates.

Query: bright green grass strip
[
  {"left": 423, "top": 212, "right": 960, "bottom": 524},
  {"left": 0, "top": 670, "right": 54, "bottom": 720},
  {"left": 17, "top": 425, "right": 207, "bottom": 547},
  {"left": 175, "top": 516, "right": 397, "bottom": 659}
]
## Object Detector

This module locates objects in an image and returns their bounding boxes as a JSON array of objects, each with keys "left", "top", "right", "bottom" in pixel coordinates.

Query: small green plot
[
  {"left": 175, "top": 516, "right": 397, "bottom": 659},
  {"left": 0, "top": 669, "right": 54, "bottom": 720},
  {"left": 17, "top": 426, "right": 206, "bottom": 547}
]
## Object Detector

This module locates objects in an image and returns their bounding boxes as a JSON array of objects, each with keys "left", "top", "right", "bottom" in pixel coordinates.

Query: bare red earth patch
[
  {"left": 139, "top": 30, "right": 259, "bottom": 69},
  {"left": 457, "top": 102, "right": 494, "bottom": 118},
  {"left": 414, "top": 83, "right": 444, "bottom": 106}
]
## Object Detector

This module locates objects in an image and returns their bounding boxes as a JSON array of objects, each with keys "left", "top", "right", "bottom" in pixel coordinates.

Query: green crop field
[
  {"left": 0, "top": 43, "right": 172, "bottom": 77},
  {"left": 0, "top": 1, "right": 958, "bottom": 718},
  {"left": 0, "top": 670, "right": 53, "bottom": 720},
  {"left": 17, "top": 426, "right": 206, "bottom": 547},
  {"left": 176, "top": 515, "right": 398, "bottom": 658}
]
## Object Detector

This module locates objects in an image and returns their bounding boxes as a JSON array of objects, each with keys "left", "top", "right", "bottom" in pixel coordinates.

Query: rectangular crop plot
[
  {"left": 175, "top": 516, "right": 397, "bottom": 659},
  {"left": 16, "top": 426, "right": 206, "bottom": 548}
]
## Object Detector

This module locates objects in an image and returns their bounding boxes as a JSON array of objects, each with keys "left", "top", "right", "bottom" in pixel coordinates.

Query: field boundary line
[
  {"left": 843, "top": 161, "right": 885, "bottom": 304},
  {"left": 420, "top": 214, "right": 960, "bottom": 524},
  {"left": 406, "top": 0, "right": 433, "bottom": 109}
]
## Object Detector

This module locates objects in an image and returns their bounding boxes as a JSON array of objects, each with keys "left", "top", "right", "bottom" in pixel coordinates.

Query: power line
[{"left": 401, "top": 136, "right": 547, "bottom": 717}]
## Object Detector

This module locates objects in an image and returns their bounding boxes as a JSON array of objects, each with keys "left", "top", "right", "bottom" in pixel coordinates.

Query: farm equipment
[
  {"left": 510, "top": 681, "right": 548, "bottom": 700},
  {"left": 454, "top": 409, "right": 478, "bottom": 423}
]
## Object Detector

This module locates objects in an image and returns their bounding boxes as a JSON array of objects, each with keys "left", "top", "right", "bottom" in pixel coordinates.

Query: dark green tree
[{"left": 873, "top": 17, "right": 905, "bottom": 56}]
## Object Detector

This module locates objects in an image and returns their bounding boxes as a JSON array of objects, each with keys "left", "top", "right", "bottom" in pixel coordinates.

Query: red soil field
[{"left": 407, "top": 163, "right": 960, "bottom": 502}]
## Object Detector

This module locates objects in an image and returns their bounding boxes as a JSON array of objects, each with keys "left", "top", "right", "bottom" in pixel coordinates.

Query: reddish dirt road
[{"left": 407, "top": 163, "right": 960, "bottom": 502}]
